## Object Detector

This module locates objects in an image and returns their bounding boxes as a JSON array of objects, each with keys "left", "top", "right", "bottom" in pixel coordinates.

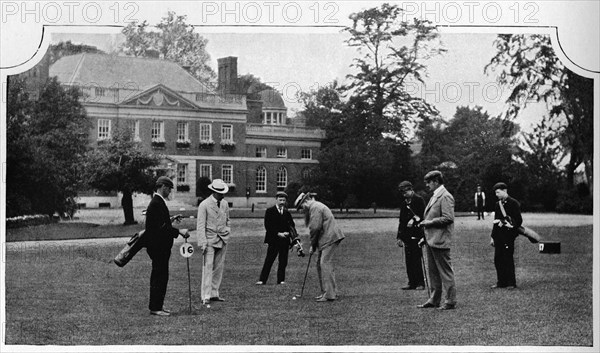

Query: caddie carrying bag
[
  {"left": 498, "top": 201, "right": 541, "bottom": 244},
  {"left": 114, "top": 230, "right": 147, "bottom": 267}
]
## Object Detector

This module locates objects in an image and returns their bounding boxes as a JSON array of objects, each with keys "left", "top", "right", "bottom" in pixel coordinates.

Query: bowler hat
[
  {"left": 208, "top": 179, "right": 229, "bottom": 194},
  {"left": 156, "top": 176, "right": 174, "bottom": 188},
  {"left": 493, "top": 182, "right": 508, "bottom": 191},
  {"left": 276, "top": 191, "right": 288, "bottom": 199}
]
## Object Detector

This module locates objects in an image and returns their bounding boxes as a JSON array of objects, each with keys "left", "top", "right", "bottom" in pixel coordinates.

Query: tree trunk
[{"left": 121, "top": 190, "right": 137, "bottom": 225}]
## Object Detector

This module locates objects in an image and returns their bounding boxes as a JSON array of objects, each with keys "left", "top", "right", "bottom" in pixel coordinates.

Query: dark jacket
[
  {"left": 491, "top": 196, "right": 522, "bottom": 243},
  {"left": 397, "top": 194, "right": 425, "bottom": 242},
  {"left": 145, "top": 194, "right": 180, "bottom": 250},
  {"left": 264, "top": 205, "right": 295, "bottom": 246}
]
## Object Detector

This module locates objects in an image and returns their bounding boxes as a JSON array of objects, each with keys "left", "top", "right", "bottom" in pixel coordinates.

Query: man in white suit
[
  {"left": 417, "top": 170, "right": 457, "bottom": 310},
  {"left": 197, "top": 179, "right": 230, "bottom": 305}
]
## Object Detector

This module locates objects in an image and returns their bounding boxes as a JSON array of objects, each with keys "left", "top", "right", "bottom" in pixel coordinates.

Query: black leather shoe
[
  {"left": 210, "top": 297, "right": 225, "bottom": 302},
  {"left": 402, "top": 285, "right": 416, "bottom": 290},
  {"left": 490, "top": 284, "right": 505, "bottom": 289},
  {"left": 417, "top": 302, "right": 439, "bottom": 308}
]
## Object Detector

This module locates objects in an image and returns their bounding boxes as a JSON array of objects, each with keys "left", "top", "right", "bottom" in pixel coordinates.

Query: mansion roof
[{"left": 50, "top": 53, "right": 211, "bottom": 93}]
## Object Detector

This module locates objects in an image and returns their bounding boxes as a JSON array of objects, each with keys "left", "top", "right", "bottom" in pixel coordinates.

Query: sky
[{"left": 6, "top": 1, "right": 599, "bottom": 136}]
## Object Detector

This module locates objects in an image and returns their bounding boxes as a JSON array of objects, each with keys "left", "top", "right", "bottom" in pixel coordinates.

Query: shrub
[{"left": 6, "top": 214, "right": 55, "bottom": 228}]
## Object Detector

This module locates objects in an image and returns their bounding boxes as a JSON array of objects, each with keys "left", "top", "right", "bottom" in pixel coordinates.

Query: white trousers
[{"left": 201, "top": 244, "right": 227, "bottom": 300}]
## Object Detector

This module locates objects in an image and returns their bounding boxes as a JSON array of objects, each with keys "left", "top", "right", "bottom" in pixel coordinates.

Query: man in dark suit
[
  {"left": 490, "top": 182, "right": 522, "bottom": 289},
  {"left": 474, "top": 185, "right": 486, "bottom": 220},
  {"left": 256, "top": 191, "right": 296, "bottom": 285},
  {"left": 145, "top": 176, "right": 189, "bottom": 316},
  {"left": 418, "top": 170, "right": 457, "bottom": 310},
  {"left": 396, "top": 181, "right": 426, "bottom": 290}
]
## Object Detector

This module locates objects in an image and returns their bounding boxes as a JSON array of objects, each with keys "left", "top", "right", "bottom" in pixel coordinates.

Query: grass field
[{"left": 4, "top": 215, "right": 595, "bottom": 347}]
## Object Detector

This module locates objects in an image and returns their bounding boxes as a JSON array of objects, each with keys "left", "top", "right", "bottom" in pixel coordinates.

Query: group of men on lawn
[{"left": 144, "top": 170, "right": 522, "bottom": 315}]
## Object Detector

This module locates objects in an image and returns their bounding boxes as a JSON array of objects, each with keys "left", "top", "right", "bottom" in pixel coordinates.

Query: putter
[
  {"left": 420, "top": 245, "right": 431, "bottom": 297},
  {"left": 296, "top": 251, "right": 313, "bottom": 298}
]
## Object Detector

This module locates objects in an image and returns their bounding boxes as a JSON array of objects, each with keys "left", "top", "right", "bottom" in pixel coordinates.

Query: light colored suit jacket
[
  {"left": 197, "top": 195, "right": 231, "bottom": 248},
  {"left": 307, "top": 201, "right": 345, "bottom": 249},
  {"left": 423, "top": 185, "right": 455, "bottom": 249}
]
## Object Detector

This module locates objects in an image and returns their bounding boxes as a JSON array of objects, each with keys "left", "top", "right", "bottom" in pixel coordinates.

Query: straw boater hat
[
  {"left": 294, "top": 192, "right": 314, "bottom": 210},
  {"left": 208, "top": 179, "right": 229, "bottom": 194}
]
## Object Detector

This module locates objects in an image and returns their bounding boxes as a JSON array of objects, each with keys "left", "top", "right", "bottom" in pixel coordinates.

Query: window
[
  {"left": 95, "top": 87, "right": 105, "bottom": 97},
  {"left": 151, "top": 121, "right": 164, "bottom": 142},
  {"left": 199, "top": 123, "right": 212, "bottom": 142},
  {"left": 262, "top": 111, "right": 285, "bottom": 125},
  {"left": 301, "top": 148, "right": 312, "bottom": 160},
  {"left": 256, "top": 146, "right": 267, "bottom": 158},
  {"left": 200, "top": 164, "right": 212, "bottom": 179},
  {"left": 222, "top": 165, "right": 233, "bottom": 185},
  {"left": 98, "top": 119, "right": 111, "bottom": 140},
  {"left": 221, "top": 124, "right": 233, "bottom": 142},
  {"left": 276, "top": 166, "right": 287, "bottom": 191},
  {"left": 276, "top": 147, "right": 287, "bottom": 158},
  {"left": 177, "top": 164, "right": 188, "bottom": 184},
  {"left": 177, "top": 122, "right": 189, "bottom": 142},
  {"left": 128, "top": 120, "right": 140, "bottom": 141},
  {"left": 302, "top": 168, "right": 313, "bottom": 181},
  {"left": 256, "top": 166, "right": 267, "bottom": 193}
]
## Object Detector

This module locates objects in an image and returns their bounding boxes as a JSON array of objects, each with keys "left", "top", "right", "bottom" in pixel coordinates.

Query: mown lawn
[{"left": 4, "top": 218, "right": 594, "bottom": 347}]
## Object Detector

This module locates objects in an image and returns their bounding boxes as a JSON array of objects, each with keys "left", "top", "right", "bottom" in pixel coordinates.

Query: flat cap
[
  {"left": 156, "top": 176, "right": 174, "bottom": 188},
  {"left": 276, "top": 191, "right": 288, "bottom": 199},
  {"left": 493, "top": 182, "right": 508, "bottom": 191},
  {"left": 398, "top": 181, "right": 413, "bottom": 191}
]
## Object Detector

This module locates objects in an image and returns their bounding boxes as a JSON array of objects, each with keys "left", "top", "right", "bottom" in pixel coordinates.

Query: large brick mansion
[{"left": 41, "top": 53, "right": 325, "bottom": 208}]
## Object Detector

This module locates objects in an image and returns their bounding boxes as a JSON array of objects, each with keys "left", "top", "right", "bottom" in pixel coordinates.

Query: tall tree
[
  {"left": 518, "top": 116, "right": 565, "bottom": 210},
  {"left": 83, "top": 126, "right": 162, "bottom": 225},
  {"left": 121, "top": 11, "right": 215, "bottom": 82},
  {"left": 6, "top": 77, "right": 90, "bottom": 217},
  {"left": 485, "top": 34, "right": 593, "bottom": 193},
  {"left": 417, "top": 106, "right": 521, "bottom": 211},
  {"left": 343, "top": 3, "right": 444, "bottom": 141}
]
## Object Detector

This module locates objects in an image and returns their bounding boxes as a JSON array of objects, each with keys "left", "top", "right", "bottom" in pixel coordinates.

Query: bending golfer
[
  {"left": 256, "top": 191, "right": 296, "bottom": 285},
  {"left": 294, "top": 192, "right": 345, "bottom": 302},
  {"left": 145, "top": 176, "right": 190, "bottom": 316},
  {"left": 197, "top": 179, "right": 230, "bottom": 305},
  {"left": 417, "top": 171, "right": 457, "bottom": 310}
]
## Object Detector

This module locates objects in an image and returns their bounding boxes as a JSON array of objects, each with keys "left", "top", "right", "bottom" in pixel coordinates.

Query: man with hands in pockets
[{"left": 197, "top": 179, "right": 231, "bottom": 305}]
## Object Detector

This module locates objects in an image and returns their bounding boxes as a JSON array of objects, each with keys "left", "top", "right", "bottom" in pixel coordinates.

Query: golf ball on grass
[
  {"left": 206, "top": 304, "right": 211, "bottom": 308},
  {"left": 292, "top": 296, "right": 297, "bottom": 300}
]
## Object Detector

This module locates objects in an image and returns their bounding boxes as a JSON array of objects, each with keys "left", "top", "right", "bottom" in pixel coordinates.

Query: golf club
[
  {"left": 420, "top": 245, "right": 431, "bottom": 297},
  {"left": 295, "top": 251, "right": 313, "bottom": 299}
]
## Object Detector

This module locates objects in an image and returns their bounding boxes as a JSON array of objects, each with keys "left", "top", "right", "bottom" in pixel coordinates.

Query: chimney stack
[{"left": 217, "top": 56, "right": 238, "bottom": 94}]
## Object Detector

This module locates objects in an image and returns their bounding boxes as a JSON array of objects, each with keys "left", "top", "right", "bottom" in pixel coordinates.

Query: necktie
[
  {"left": 279, "top": 207, "right": 283, "bottom": 215},
  {"left": 217, "top": 200, "right": 221, "bottom": 208}
]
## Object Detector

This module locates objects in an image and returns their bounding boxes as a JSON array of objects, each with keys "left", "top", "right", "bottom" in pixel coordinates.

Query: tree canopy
[
  {"left": 121, "top": 11, "right": 215, "bottom": 82},
  {"left": 7, "top": 76, "right": 90, "bottom": 217},
  {"left": 343, "top": 3, "right": 444, "bottom": 141},
  {"left": 485, "top": 34, "right": 593, "bottom": 193},
  {"left": 82, "top": 126, "right": 162, "bottom": 224}
]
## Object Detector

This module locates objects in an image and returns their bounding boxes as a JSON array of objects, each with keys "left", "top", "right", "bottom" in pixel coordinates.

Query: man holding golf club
[
  {"left": 197, "top": 179, "right": 230, "bottom": 305},
  {"left": 256, "top": 191, "right": 296, "bottom": 285},
  {"left": 294, "top": 192, "right": 345, "bottom": 302},
  {"left": 396, "top": 181, "right": 426, "bottom": 291},
  {"left": 417, "top": 170, "right": 457, "bottom": 310},
  {"left": 145, "top": 176, "right": 190, "bottom": 316}
]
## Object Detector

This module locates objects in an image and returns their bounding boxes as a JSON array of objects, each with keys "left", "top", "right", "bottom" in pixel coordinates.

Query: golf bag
[
  {"left": 114, "top": 230, "right": 147, "bottom": 267},
  {"left": 288, "top": 224, "right": 305, "bottom": 257}
]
